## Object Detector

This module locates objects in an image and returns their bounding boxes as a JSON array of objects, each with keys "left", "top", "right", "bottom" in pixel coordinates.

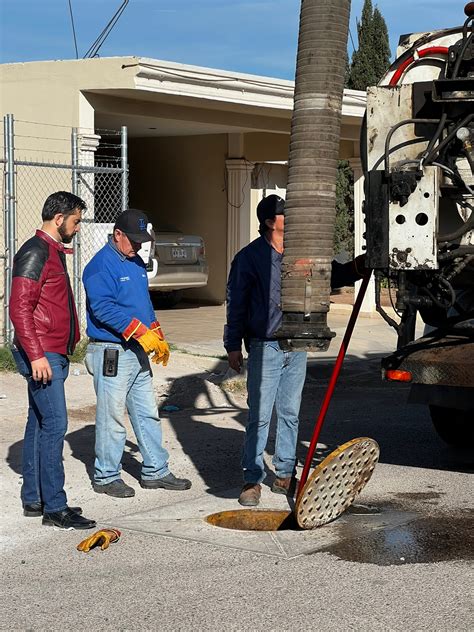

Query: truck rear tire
[{"left": 429, "top": 405, "right": 474, "bottom": 447}]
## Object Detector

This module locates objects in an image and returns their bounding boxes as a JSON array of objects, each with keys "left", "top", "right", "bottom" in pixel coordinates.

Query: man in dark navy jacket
[
  {"left": 224, "top": 194, "right": 366, "bottom": 506},
  {"left": 10, "top": 191, "right": 96, "bottom": 529}
]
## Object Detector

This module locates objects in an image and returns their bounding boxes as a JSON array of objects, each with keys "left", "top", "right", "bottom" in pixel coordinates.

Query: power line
[
  {"left": 84, "top": 0, "right": 130, "bottom": 58},
  {"left": 67, "top": 0, "right": 79, "bottom": 59},
  {"left": 349, "top": 27, "right": 357, "bottom": 53}
]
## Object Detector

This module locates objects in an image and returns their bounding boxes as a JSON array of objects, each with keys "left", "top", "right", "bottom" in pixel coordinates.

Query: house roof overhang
[
  {"left": 84, "top": 56, "right": 366, "bottom": 140},
  {"left": 1, "top": 56, "right": 366, "bottom": 139}
]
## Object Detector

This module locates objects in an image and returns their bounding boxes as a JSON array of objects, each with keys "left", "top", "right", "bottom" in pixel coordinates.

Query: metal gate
[{"left": 1, "top": 114, "right": 128, "bottom": 346}]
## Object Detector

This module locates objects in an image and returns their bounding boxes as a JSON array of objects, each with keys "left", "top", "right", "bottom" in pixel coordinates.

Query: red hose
[
  {"left": 296, "top": 271, "right": 372, "bottom": 499},
  {"left": 389, "top": 46, "right": 449, "bottom": 87}
]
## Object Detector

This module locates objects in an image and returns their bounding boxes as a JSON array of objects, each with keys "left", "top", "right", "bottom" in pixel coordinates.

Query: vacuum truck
[{"left": 363, "top": 2, "right": 474, "bottom": 445}]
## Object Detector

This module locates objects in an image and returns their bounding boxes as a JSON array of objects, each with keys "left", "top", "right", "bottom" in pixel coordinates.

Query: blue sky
[{"left": 0, "top": 0, "right": 462, "bottom": 78}]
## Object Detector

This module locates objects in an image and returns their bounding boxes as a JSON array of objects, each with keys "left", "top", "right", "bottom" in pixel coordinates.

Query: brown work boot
[
  {"left": 271, "top": 476, "right": 297, "bottom": 496},
  {"left": 238, "top": 483, "right": 261, "bottom": 506}
]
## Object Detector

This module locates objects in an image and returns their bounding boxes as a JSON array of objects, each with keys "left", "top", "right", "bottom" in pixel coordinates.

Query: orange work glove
[
  {"left": 137, "top": 329, "right": 165, "bottom": 354},
  {"left": 150, "top": 321, "right": 165, "bottom": 338},
  {"left": 122, "top": 318, "right": 162, "bottom": 354},
  {"left": 76, "top": 528, "right": 121, "bottom": 552},
  {"left": 151, "top": 339, "right": 170, "bottom": 366}
]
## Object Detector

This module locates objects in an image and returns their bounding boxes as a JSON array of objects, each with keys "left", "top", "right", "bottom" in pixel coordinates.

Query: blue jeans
[
  {"left": 243, "top": 339, "right": 307, "bottom": 484},
  {"left": 85, "top": 342, "right": 170, "bottom": 485},
  {"left": 12, "top": 348, "right": 69, "bottom": 513}
]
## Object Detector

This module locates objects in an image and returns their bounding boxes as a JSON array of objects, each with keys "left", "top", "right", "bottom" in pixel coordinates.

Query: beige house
[{"left": 0, "top": 56, "right": 369, "bottom": 308}]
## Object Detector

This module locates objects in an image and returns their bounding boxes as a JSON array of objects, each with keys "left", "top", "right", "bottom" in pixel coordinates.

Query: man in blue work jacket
[
  {"left": 224, "top": 195, "right": 366, "bottom": 506},
  {"left": 83, "top": 209, "right": 191, "bottom": 498}
]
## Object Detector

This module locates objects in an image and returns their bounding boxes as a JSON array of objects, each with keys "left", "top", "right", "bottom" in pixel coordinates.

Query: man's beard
[{"left": 58, "top": 223, "right": 75, "bottom": 244}]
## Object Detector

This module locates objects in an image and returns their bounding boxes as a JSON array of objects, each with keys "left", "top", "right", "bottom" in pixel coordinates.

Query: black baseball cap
[
  {"left": 256, "top": 194, "right": 285, "bottom": 224},
  {"left": 114, "top": 209, "right": 153, "bottom": 243}
]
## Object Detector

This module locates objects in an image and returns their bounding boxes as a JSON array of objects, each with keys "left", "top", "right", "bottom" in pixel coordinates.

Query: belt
[{"left": 88, "top": 337, "right": 121, "bottom": 344}]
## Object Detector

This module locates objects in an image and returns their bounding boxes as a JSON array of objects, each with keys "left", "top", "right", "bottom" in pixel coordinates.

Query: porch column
[
  {"left": 225, "top": 158, "right": 253, "bottom": 271},
  {"left": 78, "top": 132, "right": 101, "bottom": 226},
  {"left": 351, "top": 158, "right": 376, "bottom": 313}
]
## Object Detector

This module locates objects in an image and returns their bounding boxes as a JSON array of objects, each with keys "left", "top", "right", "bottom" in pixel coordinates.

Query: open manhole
[
  {"left": 206, "top": 437, "right": 380, "bottom": 532},
  {"left": 206, "top": 509, "right": 299, "bottom": 531}
]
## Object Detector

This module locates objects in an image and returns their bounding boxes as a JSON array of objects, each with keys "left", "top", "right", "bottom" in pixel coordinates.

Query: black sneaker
[
  {"left": 42, "top": 507, "right": 96, "bottom": 530},
  {"left": 140, "top": 472, "right": 192, "bottom": 491},
  {"left": 23, "top": 502, "right": 83, "bottom": 518},
  {"left": 93, "top": 480, "right": 135, "bottom": 498}
]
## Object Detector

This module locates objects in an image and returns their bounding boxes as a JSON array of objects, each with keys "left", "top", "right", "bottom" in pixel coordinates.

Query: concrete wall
[
  {"left": 245, "top": 133, "right": 290, "bottom": 162},
  {"left": 0, "top": 58, "right": 136, "bottom": 133},
  {"left": 128, "top": 134, "right": 228, "bottom": 303},
  {"left": 0, "top": 58, "right": 134, "bottom": 252},
  {"left": 245, "top": 134, "right": 356, "bottom": 162}
]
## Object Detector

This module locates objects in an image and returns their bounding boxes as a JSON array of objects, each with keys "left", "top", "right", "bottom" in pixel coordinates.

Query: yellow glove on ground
[
  {"left": 151, "top": 338, "right": 170, "bottom": 367},
  {"left": 137, "top": 329, "right": 163, "bottom": 354},
  {"left": 76, "top": 528, "right": 121, "bottom": 552}
]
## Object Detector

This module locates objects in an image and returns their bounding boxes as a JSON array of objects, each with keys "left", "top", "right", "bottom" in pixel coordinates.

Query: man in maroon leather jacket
[{"left": 10, "top": 191, "right": 95, "bottom": 530}]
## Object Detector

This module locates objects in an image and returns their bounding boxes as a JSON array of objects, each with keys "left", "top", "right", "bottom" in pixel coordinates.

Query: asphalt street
[{"left": 0, "top": 305, "right": 472, "bottom": 631}]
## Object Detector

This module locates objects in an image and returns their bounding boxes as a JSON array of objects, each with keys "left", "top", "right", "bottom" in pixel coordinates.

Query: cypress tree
[
  {"left": 372, "top": 7, "right": 392, "bottom": 83},
  {"left": 334, "top": 1, "right": 391, "bottom": 256},
  {"left": 347, "top": 0, "right": 391, "bottom": 91}
]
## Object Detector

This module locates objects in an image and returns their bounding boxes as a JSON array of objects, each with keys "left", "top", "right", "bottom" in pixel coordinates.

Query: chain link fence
[
  {"left": 1, "top": 115, "right": 128, "bottom": 345},
  {"left": 0, "top": 156, "right": 5, "bottom": 346}
]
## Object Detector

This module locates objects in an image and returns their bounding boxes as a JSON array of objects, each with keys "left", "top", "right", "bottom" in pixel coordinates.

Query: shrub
[{"left": 0, "top": 347, "right": 16, "bottom": 372}]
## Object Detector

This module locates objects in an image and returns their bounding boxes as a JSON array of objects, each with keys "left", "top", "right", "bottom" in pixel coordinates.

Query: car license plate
[{"left": 171, "top": 247, "right": 187, "bottom": 259}]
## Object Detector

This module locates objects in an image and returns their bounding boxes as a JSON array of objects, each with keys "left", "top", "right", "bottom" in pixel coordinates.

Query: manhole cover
[{"left": 295, "top": 437, "right": 380, "bottom": 529}]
